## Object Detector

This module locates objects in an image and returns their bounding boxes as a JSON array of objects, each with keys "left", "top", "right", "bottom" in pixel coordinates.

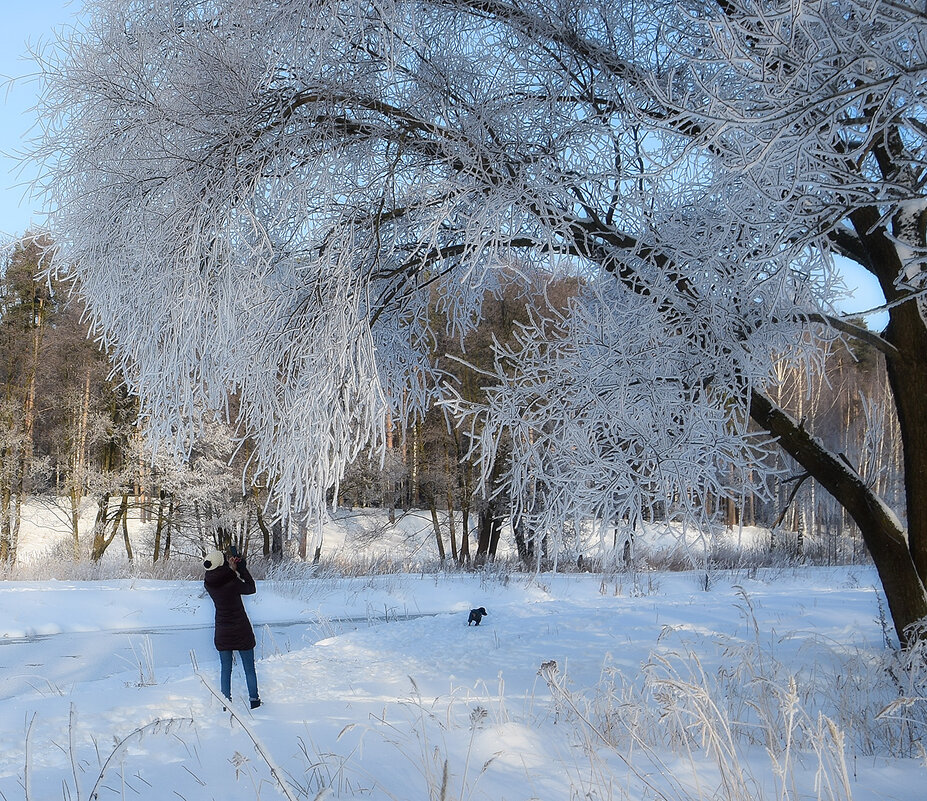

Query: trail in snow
[{"left": 0, "top": 613, "right": 440, "bottom": 702}]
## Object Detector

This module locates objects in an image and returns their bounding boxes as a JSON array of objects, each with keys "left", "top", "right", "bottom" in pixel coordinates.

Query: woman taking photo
[{"left": 203, "top": 547, "right": 262, "bottom": 709}]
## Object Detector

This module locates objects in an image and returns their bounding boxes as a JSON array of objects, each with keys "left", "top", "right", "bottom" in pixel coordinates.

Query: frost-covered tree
[
  {"left": 29, "top": 0, "right": 927, "bottom": 642},
  {"left": 634, "top": 0, "right": 927, "bottom": 643},
  {"left": 0, "top": 236, "right": 57, "bottom": 561}
]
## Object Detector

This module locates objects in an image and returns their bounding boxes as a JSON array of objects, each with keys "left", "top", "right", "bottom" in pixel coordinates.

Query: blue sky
[
  {"left": 0, "top": 0, "right": 83, "bottom": 239},
  {"left": 0, "top": 0, "right": 888, "bottom": 327}
]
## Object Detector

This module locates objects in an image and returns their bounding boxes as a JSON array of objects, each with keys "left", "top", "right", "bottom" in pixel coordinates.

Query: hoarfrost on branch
[{"left": 28, "top": 0, "right": 924, "bottom": 523}]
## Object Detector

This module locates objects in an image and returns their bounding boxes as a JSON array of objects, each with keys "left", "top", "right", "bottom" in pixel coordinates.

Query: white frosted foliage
[{"left": 29, "top": 0, "right": 907, "bottom": 520}]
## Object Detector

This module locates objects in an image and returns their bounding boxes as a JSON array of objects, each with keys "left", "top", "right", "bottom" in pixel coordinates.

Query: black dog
[{"left": 468, "top": 607, "right": 488, "bottom": 626}]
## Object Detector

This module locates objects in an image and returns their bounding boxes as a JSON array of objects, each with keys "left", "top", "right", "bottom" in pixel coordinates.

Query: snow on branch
[{"left": 27, "top": 0, "right": 893, "bottom": 519}]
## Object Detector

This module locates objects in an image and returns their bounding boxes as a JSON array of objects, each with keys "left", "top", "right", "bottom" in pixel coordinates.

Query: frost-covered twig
[
  {"left": 537, "top": 660, "right": 684, "bottom": 801},
  {"left": 192, "top": 658, "right": 300, "bottom": 801},
  {"left": 23, "top": 713, "right": 36, "bottom": 801},
  {"left": 87, "top": 717, "right": 193, "bottom": 800},
  {"left": 69, "top": 703, "right": 80, "bottom": 801}
]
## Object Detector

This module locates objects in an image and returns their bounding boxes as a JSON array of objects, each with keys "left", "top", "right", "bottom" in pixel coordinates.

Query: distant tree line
[
  {"left": 0, "top": 236, "right": 277, "bottom": 563},
  {"left": 337, "top": 287, "right": 899, "bottom": 569},
  {"left": 0, "top": 237, "right": 899, "bottom": 568}
]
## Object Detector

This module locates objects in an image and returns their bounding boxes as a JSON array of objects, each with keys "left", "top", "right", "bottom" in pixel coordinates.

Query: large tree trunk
[
  {"left": 750, "top": 390, "right": 927, "bottom": 646},
  {"left": 857, "top": 209, "right": 927, "bottom": 588},
  {"left": 770, "top": 201, "right": 927, "bottom": 645},
  {"left": 882, "top": 340, "right": 927, "bottom": 584}
]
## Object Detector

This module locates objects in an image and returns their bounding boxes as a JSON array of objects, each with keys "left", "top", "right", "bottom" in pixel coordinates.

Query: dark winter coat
[{"left": 204, "top": 561, "right": 257, "bottom": 651}]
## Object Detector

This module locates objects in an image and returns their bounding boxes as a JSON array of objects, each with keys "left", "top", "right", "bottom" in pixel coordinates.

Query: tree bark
[
  {"left": 122, "top": 499, "right": 133, "bottom": 561},
  {"left": 453, "top": 428, "right": 471, "bottom": 563},
  {"left": 255, "top": 504, "right": 271, "bottom": 557},
  {"left": 750, "top": 390, "right": 927, "bottom": 645},
  {"left": 512, "top": 513, "right": 532, "bottom": 565},
  {"left": 153, "top": 489, "right": 167, "bottom": 562},
  {"left": 163, "top": 497, "right": 174, "bottom": 559},
  {"left": 91, "top": 492, "right": 130, "bottom": 562},
  {"left": 446, "top": 487, "right": 459, "bottom": 563},
  {"left": 445, "top": 450, "right": 458, "bottom": 562},
  {"left": 476, "top": 502, "right": 504, "bottom": 563},
  {"left": 69, "top": 486, "right": 82, "bottom": 560},
  {"left": 271, "top": 516, "right": 284, "bottom": 561},
  {"left": 429, "top": 500, "right": 446, "bottom": 561},
  {"left": 878, "top": 299, "right": 927, "bottom": 586},
  {"left": 460, "top": 504, "right": 471, "bottom": 564}
]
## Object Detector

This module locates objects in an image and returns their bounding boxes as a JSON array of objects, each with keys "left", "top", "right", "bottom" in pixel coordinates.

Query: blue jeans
[{"left": 219, "top": 649, "right": 259, "bottom": 702}]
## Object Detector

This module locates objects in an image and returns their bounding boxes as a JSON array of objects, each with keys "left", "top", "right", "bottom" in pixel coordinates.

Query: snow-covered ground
[{"left": 1, "top": 563, "right": 924, "bottom": 800}]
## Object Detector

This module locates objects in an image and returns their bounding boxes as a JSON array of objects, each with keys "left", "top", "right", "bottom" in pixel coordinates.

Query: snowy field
[{"left": 2, "top": 563, "right": 925, "bottom": 800}]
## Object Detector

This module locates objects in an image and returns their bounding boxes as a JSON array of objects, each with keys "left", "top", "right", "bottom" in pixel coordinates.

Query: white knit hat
[{"left": 203, "top": 549, "right": 225, "bottom": 571}]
